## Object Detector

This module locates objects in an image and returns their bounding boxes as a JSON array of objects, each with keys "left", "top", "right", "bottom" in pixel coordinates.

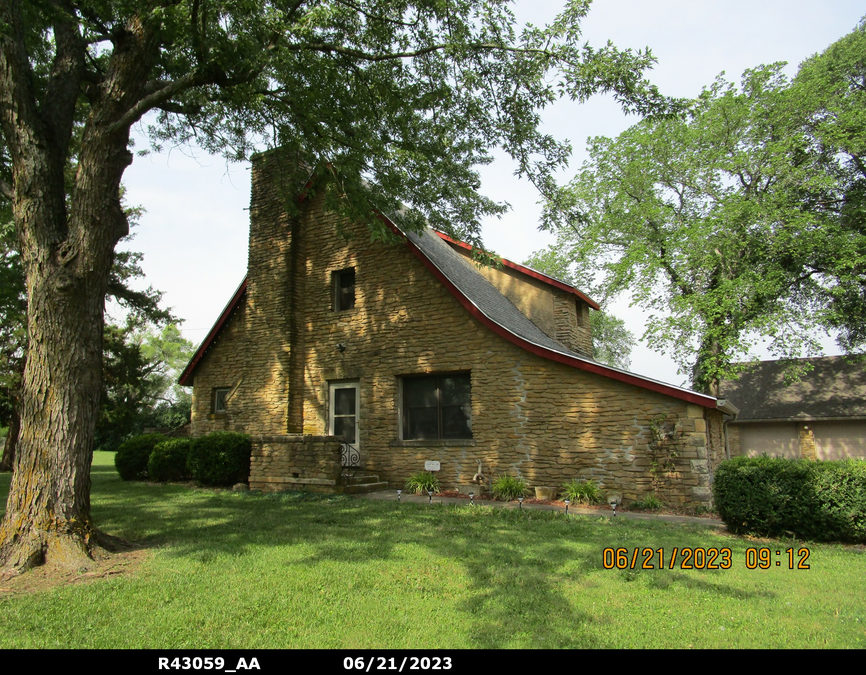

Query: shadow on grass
[{"left": 2, "top": 463, "right": 769, "bottom": 648}]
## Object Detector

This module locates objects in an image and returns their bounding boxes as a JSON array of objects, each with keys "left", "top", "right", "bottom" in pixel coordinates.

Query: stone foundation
[{"left": 249, "top": 435, "right": 343, "bottom": 492}]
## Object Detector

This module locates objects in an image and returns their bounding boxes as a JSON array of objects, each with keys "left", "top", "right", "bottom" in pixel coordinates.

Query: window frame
[
  {"left": 333, "top": 267, "right": 356, "bottom": 312},
  {"left": 213, "top": 387, "right": 231, "bottom": 414},
  {"left": 400, "top": 372, "right": 472, "bottom": 441}
]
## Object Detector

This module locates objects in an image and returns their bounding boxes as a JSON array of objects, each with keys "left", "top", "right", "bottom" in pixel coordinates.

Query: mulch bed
[{"left": 432, "top": 491, "right": 718, "bottom": 518}]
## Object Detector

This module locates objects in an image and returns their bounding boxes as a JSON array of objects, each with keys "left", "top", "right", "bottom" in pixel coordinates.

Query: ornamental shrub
[
  {"left": 405, "top": 471, "right": 440, "bottom": 495},
  {"left": 187, "top": 432, "right": 251, "bottom": 486},
  {"left": 148, "top": 438, "right": 192, "bottom": 482},
  {"left": 114, "top": 433, "right": 165, "bottom": 481},
  {"left": 713, "top": 456, "right": 866, "bottom": 543},
  {"left": 629, "top": 494, "right": 664, "bottom": 511},
  {"left": 561, "top": 479, "right": 603, "bottom": 505},
  {"left": 491, "top": 475, "right": 529, "bottom": 501}
]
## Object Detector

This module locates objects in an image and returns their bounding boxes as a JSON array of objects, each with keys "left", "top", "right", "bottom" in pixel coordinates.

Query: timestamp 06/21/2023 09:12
[{"left": 602, "top": 547, "right": 811, "bottom": 571}]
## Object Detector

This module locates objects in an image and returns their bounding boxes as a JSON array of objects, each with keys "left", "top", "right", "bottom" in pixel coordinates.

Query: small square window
[
  {"left": 334, "top": 268, "right": 356, "bottom": 311},
  {"left": 214, "top": 388, "right": 230, "bottom": 413}
]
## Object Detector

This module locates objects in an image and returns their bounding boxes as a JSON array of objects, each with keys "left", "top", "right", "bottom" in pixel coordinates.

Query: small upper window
[
  {"left": 334, "top": 268, "right": 356, "bottom": 311},
  {"left": 214, "top": 388, "right": 230, "bottom": 413}
]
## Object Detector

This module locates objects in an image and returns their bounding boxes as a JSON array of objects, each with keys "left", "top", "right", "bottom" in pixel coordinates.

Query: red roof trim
[
  {"left": 180, "top": 190, "right": 714, "bottom": 408},
  {"left": 178, "top": 278, "right": 248, "bottom": 386},
  {"left": 435, "top": 231, "right": 600, "bottom": 310},
  {"left": 381, "top": 216, "right": 716, "bottom": 408}
]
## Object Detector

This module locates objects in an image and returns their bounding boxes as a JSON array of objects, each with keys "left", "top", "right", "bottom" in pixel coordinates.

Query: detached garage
[{"left": 720, "top": 356, "right": 866, "bottom": 461}]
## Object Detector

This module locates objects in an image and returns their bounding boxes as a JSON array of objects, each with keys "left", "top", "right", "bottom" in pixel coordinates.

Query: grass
[{"left": 0, "top": 452, "right": 865, "bottom": 648}]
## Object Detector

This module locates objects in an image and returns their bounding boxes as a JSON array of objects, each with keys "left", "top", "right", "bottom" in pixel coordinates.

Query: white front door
[{"left": 329, "top": 381, "right": 360, "bottom": 465}]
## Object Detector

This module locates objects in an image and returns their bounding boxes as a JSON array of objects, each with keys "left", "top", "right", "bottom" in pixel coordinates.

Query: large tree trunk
[
  {"left": 0, "top": 408, "right": 19, "bottom": 472},
  {"left": 0, "top": 5, "right": 158, "bottom": 572},
  {"left": 0, "top": 251, "right": 108, "bottom": 569}
]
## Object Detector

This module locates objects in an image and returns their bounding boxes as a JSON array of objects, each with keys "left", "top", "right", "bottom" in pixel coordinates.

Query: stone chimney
[{"left": 245, "top": 147, "right": 309, "bottom": 434}]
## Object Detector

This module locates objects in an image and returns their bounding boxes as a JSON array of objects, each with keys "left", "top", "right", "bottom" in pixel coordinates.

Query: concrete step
[
  {"left": 343, "top": 481, "right": 390, "bottom": 494},
  {"left": 342, "top": 473, "right": 381, "bottom": 485}
]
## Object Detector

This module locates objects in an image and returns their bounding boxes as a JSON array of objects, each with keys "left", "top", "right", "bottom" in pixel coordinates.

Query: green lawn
[{"left": 0, "top": 452, "right": 864, "bottom": 648}]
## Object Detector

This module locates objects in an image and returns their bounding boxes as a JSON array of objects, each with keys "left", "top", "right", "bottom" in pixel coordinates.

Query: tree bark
[{"left": 0, "top": 4, "right": 159, "bottom": 572}]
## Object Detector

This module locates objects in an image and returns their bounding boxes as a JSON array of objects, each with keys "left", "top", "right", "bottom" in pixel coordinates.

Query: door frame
[{"left": 328, "top": 380, "right": 360, "bottom": 453}]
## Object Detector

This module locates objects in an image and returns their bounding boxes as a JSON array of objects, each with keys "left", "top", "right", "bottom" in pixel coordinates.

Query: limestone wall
[
  {"left": 249, "top": 435, "right": 342, "bottom": 492},
  {"left": 187, "top": 150, "right": 723, "bottom": 507}
]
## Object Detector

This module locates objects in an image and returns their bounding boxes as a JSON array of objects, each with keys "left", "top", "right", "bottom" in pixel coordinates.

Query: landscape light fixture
[
  {"left": 609, "top": 496, "right": 620, "bottom": 516},
  {"left": 469, "top": 492, "right": 475, "bottom": 506},
  {"left": 564, "top": 499, "right": 571, "bottom": 516},
  {"left": 428, "top": 490, "right": 433, "bottom": 504},
  {"left": 397, "top": 489, "right": 402, "bottom": 503},
  {"left": 518, "top": 496, "right": 524, "bottom": 509}
]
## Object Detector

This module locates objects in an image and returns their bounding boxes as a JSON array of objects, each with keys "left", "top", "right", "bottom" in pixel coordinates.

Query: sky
[{"left": 119, "top": 0, "right": 866, "bottom": 389}]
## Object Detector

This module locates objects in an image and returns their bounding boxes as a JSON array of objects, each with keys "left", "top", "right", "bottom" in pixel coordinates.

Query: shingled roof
[
  {"left": 179, "top": 193, "right": 721, "bottom": 409},
  {"left": 404, "top": 227, "right": 587, "bottom": 358},
  {"left": 719, "top": 356, "right": 866, "bottom": 422}
]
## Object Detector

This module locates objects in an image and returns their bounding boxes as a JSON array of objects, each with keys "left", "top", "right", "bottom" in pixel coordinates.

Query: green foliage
[
  {"left": 114, "top": 433, "right": 165, "bottom": 481},
  {"left": 491, "top": 475, "right": 529, "bottom": 501},
  {"left": 793, "top": 19, "right": 866, "bottom": 352},
  {"left": 629, "top": 494, "right": 664, "bottom": 512},
  {"left": 187, "top": 432, "right": 252, "bottom": 487},
  {"left": 93, "top": 321, "right": 194, "bottom": 452},
  {"left": 0, "top": 0, "right": 686, "bottom": 560},
  {"left": 713, "top": 457, "right": 866, "bottom": 543},
  {"left": 138, "top": 323, "right": 197, "bottom": 406},
  {"left": 539, "top": 22, "right": 866, "bottom": 392},
  {"left": 561, "top": 479, "right": 602, "bottom": 504},
  {"left": 148, "top": 438, "right": 192, "bottom": 483},
  {"left": 588, "top": 312, "right": 637, "bottom": 370},
  {"left": 404, "top": 472, "right": 440, "bottom": 495},
  {"left": 3, "top": 455, "right": 866, "bottom": 648}
]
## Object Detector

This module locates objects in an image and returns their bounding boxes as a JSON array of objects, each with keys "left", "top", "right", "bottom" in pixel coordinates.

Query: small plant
[
  {"left": 561, "top": 479, "right": 603, "bottom": 505},
  {"left": 630, "top": 494, "right": 664, "bottom": 511},
  {"left": 491, "top": 475, "right": 529, "bottom": 501},
  {"left": 405, "top": 471, "right": 440, "bottom": 495}
]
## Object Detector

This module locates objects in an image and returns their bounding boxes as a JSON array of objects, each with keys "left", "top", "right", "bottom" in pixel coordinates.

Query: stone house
[
  {"left": 178, "top": 148, "right": 735, "bottom": 507},
  {"left": 720, "top": 356, "right": 866, "bottom": 461}
]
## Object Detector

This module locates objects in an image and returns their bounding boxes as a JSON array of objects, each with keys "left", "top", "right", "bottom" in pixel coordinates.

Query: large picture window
[{"left": 402, "top": 373, "right": 472, "bottom": 440}]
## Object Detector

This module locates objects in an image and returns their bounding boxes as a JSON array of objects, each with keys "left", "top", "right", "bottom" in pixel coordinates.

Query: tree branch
[
  {"left": 41, "top": 1, "right": 86, "bottom": 161},
  {"left": 281, "top": 40, "right": 554, "bottom": 63},
  {"left": 107, "top": 71, "right": 199, "bottom": 133},
  {"left": 334, "top": 0, "right": 420, "bottom": 28}
]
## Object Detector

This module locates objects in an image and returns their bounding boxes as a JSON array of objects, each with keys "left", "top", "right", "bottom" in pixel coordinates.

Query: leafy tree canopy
[
  {"left": 793, "top": 18, "right": 866, "bottom": 351},
  {"left": 0, "top": 0, "right": 678, "bottom": 571},
  {"left": 536, "top": 23, "right": 866, "bottom": 395}
]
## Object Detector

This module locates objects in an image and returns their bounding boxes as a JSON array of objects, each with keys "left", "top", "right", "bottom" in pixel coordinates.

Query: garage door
[
  {"left": 812, "top": 421, "right": 866, "bottom": 460},
  {"left": 738, "top": 424, "right": 800, "bottom": 458}
]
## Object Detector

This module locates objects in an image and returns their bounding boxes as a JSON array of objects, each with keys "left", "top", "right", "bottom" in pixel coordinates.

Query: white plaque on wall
[{"left": 424, "top": 461, "right": 441, "bottom": 472}]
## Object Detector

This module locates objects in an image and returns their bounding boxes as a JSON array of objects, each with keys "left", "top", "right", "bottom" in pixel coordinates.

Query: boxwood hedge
[
  {"left": 148, "top": 438, "right": 193, "bottom": 482},
  {"left": 114, "top": 433, "right": 165, "bottom": 481},
  {"left": 187, "top": 431, "right": 251, "bottom": 486},
  {"left": 713, "top": 456, "right": 866, "bottom": 543}
]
